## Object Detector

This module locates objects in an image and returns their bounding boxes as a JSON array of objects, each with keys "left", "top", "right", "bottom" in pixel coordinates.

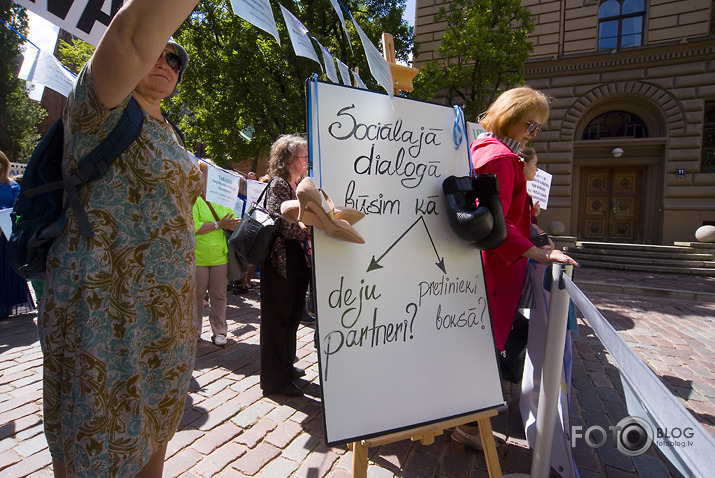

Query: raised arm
[{"left": 91, "top": 0, "right": 200, "bottom": 108}]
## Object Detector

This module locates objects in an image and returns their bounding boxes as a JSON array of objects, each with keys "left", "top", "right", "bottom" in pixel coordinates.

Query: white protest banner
[
  {"left": 527, "top": 168, "right": 552, "bottom": 210},
  {"left": 328, "top": 0, "right": 352, "bottom": 52},
  {"left": 317, "top": 42, "right": 339, "bottom": 83},
  {"left": 280, "top": 4, "right": 322, "bottom": 69},
  {"left": 229, "top": 0, "right": 281, "bottom": 45},
  {"left": 351, "top": 17, "right": 393, "bottom": 99},
  {"left": 336, "top": 58, "right": 351, "bottom": 86},
  {"left": 19, "top": 48, "right": 76, "bottom": 97},
  {"left": 246, "top": 179, "right": 267, "bottom": 206},
  {"left": 351, "top": 69, "right": 366, "bottom": 89},
  {"left": 0, "top": 208, "right": 13, "bottom": 240},
  {"left": 466, "top": 121, "right": 486, "bottom": 145},
  {"left": 203, "top": 161, "right": 241, "bottom": 210},
  {"left": 9, "top": 162, "right": 28, "bottom": 178},
  {"left": 308, "top": 80, "right": 502, "bottom": 445},
  {"left": 14, "top": 0, "right": 122, "bottom": 46}
]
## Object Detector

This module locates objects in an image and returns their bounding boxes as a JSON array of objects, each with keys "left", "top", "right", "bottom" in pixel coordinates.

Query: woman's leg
[
  {"left": 207, "top": 263, "right": 228, "bottom": 337},
  {"left": 51, "top": 458, "right": 66, "bottom": 478},
  {"left": 135, "top": 443, "right": 168, "bottom": 478},
  {"left": 195, "top": 266, "right": 210, "bottom": 339}
]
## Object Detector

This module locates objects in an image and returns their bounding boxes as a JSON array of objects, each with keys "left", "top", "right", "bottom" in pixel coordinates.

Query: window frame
[{"left": 598, "top": 0, "right": 645, "bottom": 51}]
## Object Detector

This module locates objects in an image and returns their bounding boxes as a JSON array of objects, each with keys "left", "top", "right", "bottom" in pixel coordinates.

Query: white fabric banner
[
  {"left": 351, "top": 17, "right": 393, "bottom": 99},
  {"left": 13, "top": 0, "right": 120, "bottom": 46},
  {"left": 203, "top": 161, "right": 241, "bottom": 210},
  {"left": 19, "top": 48, "right": 76, "bottom": 97},
  {"left": 352, "top": 69, "right": 367, "bottom": 89},
  {"left": 317, "top": 42, "right": 339, "bottom": 83},
  {"left": 246, "top": 179, "right": 268, "bottom": 206},
  {"left": 229, "top": 0, "right": 281, "bottom": 45},
  {"left": 336, "top": 58, "right": 352, "bottom": 86},
  {"left": 279, "top": 5, "right": 322, "bottom": 69},
  {"left": 328, "top": 0, "right": 352, "bottom": 52}
]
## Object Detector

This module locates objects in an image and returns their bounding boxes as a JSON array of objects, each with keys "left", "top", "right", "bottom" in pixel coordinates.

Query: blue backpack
[{"left": 8, "top": 98, "right": 144, "bottom": 280}]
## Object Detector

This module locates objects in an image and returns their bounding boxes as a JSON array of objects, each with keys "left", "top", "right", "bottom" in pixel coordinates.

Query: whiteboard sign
[
  {"left": 527, "top": 168, "right": 552, "bottom": 210},
  {"left": 308, "top": 81, "right": 503, "bottom": 445}
]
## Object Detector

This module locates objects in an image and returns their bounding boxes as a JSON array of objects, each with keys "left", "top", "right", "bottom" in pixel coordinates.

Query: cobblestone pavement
[{"left": 1, "top": 268, "right": 714, "bottom": 477}]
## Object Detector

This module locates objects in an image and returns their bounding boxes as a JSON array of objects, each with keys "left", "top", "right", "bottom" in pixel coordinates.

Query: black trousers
[{"left": 259, "top": 240, "right": 311, "bottom": 391}]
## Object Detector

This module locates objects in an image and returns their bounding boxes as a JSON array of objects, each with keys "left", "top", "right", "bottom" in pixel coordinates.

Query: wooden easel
[
  {"left": 381, "top": 32, "right": 419, "bottom": 95},
  {"left": 349, "top": 408, "right": 503, "bottom": 478}
]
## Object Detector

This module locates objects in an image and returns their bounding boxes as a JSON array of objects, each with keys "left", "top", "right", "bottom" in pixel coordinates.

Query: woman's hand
[
  {"left": 218, "top": 213, "right": 240, "bottom": 231},
  {"left": 524, "top": 246, "right": 579, "bottom": 267}
]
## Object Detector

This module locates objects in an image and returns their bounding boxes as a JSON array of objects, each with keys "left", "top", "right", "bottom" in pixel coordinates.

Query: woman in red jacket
[{"left": 452, "top": 86, "right": 577, "bottom": 452}]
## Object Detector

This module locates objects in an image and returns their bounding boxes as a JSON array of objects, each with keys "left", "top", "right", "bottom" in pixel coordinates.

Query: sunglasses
[
  {"left": 525, "top": 120, "right": 542, "bottom": 135},
  {"left": 159, "top": 50, "right": 182, "bottom": 74}
]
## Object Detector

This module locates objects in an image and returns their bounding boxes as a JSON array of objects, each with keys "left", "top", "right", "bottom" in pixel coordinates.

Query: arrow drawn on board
[{"left": 367, "top": 215, "right": 446, "bottom": 273}]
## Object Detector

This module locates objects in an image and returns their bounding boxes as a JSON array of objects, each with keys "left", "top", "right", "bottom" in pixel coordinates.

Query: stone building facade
[{"left": 414, "top": 0, "right": 715, "bottom": 245}]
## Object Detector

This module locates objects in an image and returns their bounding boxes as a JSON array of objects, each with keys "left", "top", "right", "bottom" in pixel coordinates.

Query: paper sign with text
[
  {"left": 203, "top": 162, "right": 240, "bottom": 210},
  {"left": 308, "top": 80, "right": 502, "bottom": 445},
  {"left": 0, "top": 208, "right": 13, "bottom": 240},
  {"left": 526, "top": 168, "right": 552, "bottom": 210},
  {"left": 245, "top": 179, "right": 268, "bottom": 206}
]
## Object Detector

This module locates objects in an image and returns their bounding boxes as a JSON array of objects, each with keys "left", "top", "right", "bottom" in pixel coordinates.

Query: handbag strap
[
  {"left": 205, "top": 197, "right": 221, "bottom": 222},
  {"left": 254, "top": 177, "right": 278, "bottom": 209}
]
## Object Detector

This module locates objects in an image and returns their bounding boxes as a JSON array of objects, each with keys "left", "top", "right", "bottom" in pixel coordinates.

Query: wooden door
[{"left": 579, "top": 168, "right": 644, "bottom": 243}]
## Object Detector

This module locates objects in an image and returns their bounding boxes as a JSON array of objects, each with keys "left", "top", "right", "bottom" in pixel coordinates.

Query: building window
[
  {"left": 703, "top": 101, "right": 715, "bottom": 172},
  {"left": 582, "top": 111, "right": 648, "bottom": 140},
  {"left": 598, "top": 0, "right": 645, "bottom": 50}
]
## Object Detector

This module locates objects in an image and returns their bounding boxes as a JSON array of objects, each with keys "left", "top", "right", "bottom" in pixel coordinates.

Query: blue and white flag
[
  {"left": 352, "top": 69, "right": 367, "bottom": 89},
  {"left": 316, "top": 41, "right": 339, "bottom": 83},
  {"left": 19, "top": 48, "right": 76, "bottom": 97},
  {"left": 328, "top": 0, "right": 352, "bottom": 52},
  {"left": 230, "top": 0, "right": 281, "bottom": 45},
  {"left": 280, "top": 5, "right": 322, "bottom": 69},
  {"left": 336, "top": 58, "right": 352, "bottom": 86},
  {"left": 351, "top": 17, "right": 393, "bottom": 99}
]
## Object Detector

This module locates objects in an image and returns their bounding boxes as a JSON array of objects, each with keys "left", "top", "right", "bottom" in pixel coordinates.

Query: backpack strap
[{"left": 27, "top": 97, "right": 144, "bottom": 238}]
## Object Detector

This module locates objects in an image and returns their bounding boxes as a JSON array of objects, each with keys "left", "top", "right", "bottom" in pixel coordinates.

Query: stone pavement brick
[
  {"left": 193, "top": 441, "right": 247, "bottom": 477},
  {"left": 166, "top": 428, "right": 204, "bottom": 459},
  {"left": 231, "top": 441, "right": 281, "bottom": 475},
  {"left": 234, "top": 418, "right": 278, "bottom": 448},
  {"left": 191, "top": 421, "right": 243, "bottom": 454},
  {"left": 265, "top": 417, "right": 303, "bottom": 448},
  {"left": 0, "top": 448, "right": 51, "bottom": 478},
  {"left": 253, "top": 456, "right": 299, "bottom": 478},
  {"left": 163, "top": 447, "right": 203, "bottom": 478},
  {"left": 291, "top": 446, "right": 341, "bottom": 478},
  {"left": 282, "top": 432, "right": 321, "bottom": 462},
  {"left": 400, "top": 450, "right": 439, "bottom": 478},
  {"left": 231, "top": 401, "right": 276, "bottom": 429},
  {"left": 0, "top": 413, "right": 43, "bottom": 440}
]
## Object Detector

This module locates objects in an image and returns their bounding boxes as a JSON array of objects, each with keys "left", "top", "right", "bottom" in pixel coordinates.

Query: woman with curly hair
[{"left": 259, "top": 134, "right": 311, "bottom": 397}]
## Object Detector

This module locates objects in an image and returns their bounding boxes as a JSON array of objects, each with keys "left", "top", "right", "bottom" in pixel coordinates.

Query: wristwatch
[{"left": 213, "top": 222, "right": 219, "bottom": 229}]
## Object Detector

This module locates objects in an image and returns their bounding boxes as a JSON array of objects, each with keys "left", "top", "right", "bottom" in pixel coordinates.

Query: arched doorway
[
  {"left": 579, "top": 111, "right": 647, "bottom": 242},
  {"left": 573, "top": 107, "right": 666, "bottom": 244}
]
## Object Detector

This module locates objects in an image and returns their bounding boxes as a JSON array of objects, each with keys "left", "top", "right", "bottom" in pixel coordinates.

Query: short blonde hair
[
  {"left": 0, "top": 150, "right": 11, "bottom": 184},
  {"left": 478, "top": 86, "right": 550, "bottom": 139},
  {"left": 266, "top": 134, "right": 307, "bottom": 182}
]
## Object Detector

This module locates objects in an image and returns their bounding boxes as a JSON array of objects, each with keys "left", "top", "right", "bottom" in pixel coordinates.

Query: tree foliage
[
  {"left": 411, "top": 0, "right": 534, "bottom": 121},
  {"left": 0, "top": 1, "right": 46, "bottom": 162},
  {"left": 167, "top": 0, "right": 413, "bottom": 169},
  {"left": 58, "top": 38, "right": 95, "bottom": 74}
]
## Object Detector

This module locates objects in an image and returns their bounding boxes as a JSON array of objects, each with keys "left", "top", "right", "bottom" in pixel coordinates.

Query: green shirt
[{"left": 193, "top": 197, "right": 234, "bottom": 266}]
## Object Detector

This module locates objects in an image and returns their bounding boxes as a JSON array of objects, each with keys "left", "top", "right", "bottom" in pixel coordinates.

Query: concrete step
[
  {"left": 571, "top": 259, "right": 715, "bottom": 276},
  {"left": 566, "top": 250, "right": 715, "bottom": 269},
  {"left": 563, "top": 246, "right": 714, "bottom": 262}
]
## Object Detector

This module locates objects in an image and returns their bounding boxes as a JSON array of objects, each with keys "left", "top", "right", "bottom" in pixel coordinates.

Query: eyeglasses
[
  {"left": 525, "top": 120, "right": 542, "bottom": 135},
  {"left": 158, "top": 50, "right": 182, "bottom": 74}
]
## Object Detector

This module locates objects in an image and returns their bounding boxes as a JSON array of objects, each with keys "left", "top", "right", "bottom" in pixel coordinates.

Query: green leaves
[
  {"left": 411, "top": 0, "right": 534, "bottom": 121},
  {"left": 165, "top": 0, "right": 413, "bottom": 169}
]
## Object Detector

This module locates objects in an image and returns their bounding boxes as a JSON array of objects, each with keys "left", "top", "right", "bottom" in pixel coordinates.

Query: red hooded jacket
[{"left": 470, "top": 137, "right": 533, "bottom": 350}]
